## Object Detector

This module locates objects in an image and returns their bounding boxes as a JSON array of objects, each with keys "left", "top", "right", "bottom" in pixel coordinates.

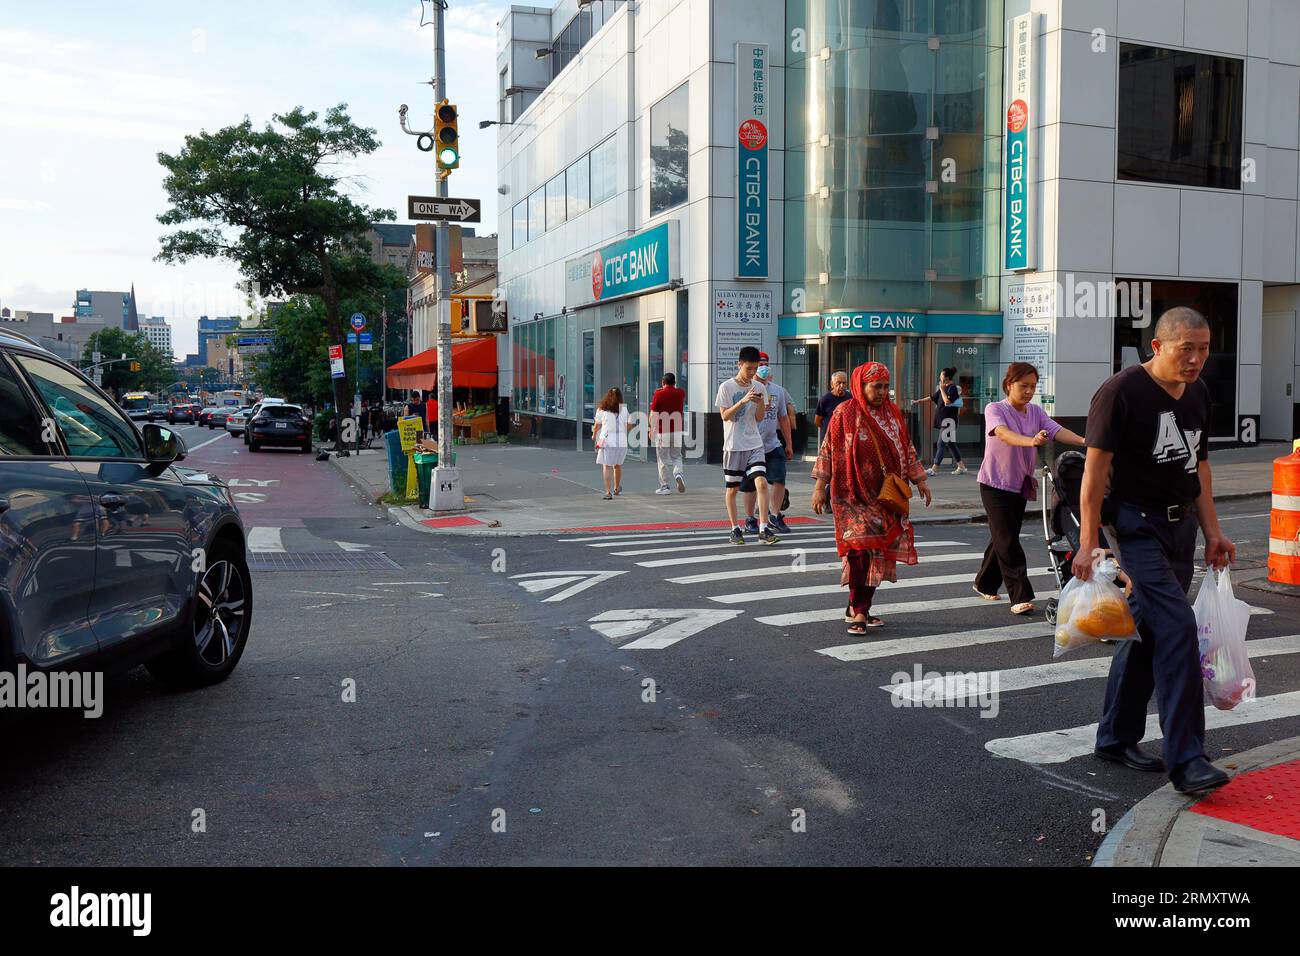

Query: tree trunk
[{"left": 320, "top": 257, "right": 353, "bottom": 451}]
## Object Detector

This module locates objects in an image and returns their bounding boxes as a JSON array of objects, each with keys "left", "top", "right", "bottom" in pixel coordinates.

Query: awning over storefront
[{"left": 386, "top": 337, "right": 498, "bottom": 390}]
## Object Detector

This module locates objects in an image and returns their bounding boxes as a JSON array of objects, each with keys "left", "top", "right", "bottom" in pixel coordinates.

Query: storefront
[{"left": 779, "top": 310, "right": 1003, "bottom": 457}]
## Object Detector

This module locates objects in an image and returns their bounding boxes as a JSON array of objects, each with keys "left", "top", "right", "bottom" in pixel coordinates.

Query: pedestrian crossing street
[{"left": 554, "top": 522, "right": 1300, "bottom": 766}]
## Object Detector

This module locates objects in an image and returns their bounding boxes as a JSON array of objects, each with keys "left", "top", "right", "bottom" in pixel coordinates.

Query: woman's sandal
[
  {"left": 1011, "top": 602, "right": 1035, "bottom": 615},
  {"left": 846, "top": 619, "right": 868, "bottom": 635},
  {"left": 865, "top": 616, "right": 884, "bottom": 627},
  {"left": 972, "top": 585, "right": 1000, "bottom": 601},
  {"left": 843, "top": 604, "right": 856, "bottom": 623}
]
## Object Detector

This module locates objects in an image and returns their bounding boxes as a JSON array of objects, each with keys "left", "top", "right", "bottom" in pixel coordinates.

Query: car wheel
[
  {"left": 249, "top": 439, "right": 259, "bottom": 452},
  {"left": 146, "top": 540, "right": 252, "bottom": 688}
]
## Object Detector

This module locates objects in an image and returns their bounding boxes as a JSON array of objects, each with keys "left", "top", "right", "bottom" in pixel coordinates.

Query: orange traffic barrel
[{"left": 1268, "top": 448, "right": 1300, "bottom": 585}]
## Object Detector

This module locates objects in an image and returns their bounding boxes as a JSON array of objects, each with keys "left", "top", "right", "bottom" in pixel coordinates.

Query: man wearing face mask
[{"left": 743, "top": 353, "right": 796, "bottom": 534}]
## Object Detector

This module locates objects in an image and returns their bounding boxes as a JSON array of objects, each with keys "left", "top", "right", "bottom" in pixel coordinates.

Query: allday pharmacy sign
[{"left": 565, "top": 221, "right": 680, "bottom": 309}]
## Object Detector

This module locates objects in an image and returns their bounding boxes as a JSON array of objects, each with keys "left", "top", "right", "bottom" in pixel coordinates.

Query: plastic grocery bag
[
  {"left": 1053, "top": 550, "right": 1140, "bottom": 658},
  {"left": 1193, "top": 566, "right": 1256, "bottom": 710}
]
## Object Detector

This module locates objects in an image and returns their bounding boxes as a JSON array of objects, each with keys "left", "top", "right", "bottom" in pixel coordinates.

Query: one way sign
[{"left": 408, "top": 195, "right": 481, "bottom": 223}]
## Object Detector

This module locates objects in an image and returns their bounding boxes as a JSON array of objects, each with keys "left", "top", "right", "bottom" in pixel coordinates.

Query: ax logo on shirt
[{"left": 1151, "top": 411, "right": 1202, "bottom": 473}]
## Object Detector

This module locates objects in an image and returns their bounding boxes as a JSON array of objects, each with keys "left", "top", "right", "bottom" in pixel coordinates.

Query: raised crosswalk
[
  {"left": 246, "top": 525, "right": 371, "bottom": 553},
  {"left": 547, "top": 520, "right": 1298, "bottom": 768}
]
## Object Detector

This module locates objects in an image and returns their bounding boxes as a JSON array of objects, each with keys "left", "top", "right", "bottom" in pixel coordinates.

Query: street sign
[
  {"left": 350, "top": 313, "right": 366, "bottom": 331},
  {"left": 328, "top": 344, "right": 344, "bottom": 379},
  {"left": 359, "top": 332, "right": 372, "bottom": 351},
  {"left": 346, "top": 332, "right": 358, "bottom": 344},
  {"left": 407, "top": 195, "right": 481, "bottom": 223}
]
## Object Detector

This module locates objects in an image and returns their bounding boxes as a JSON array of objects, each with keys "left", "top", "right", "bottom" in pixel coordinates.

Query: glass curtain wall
[{"left": 784, "top": 0, "right": 1004, "bottom": 314}]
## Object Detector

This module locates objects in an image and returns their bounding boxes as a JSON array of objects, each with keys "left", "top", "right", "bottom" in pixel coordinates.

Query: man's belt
[{"left": 1120, "top": 500, "right": 1196, "bottom": 522}]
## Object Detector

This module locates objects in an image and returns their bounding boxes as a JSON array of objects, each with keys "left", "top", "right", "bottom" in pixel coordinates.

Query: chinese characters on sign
[
  {"left": 1008, "top": 281, "right": 1055, "bottom": 409},
  {"left": 736, "top": 42, "right": 768, "bottom": 279},
  {"left": 1002, "top": 13, "right": 1036, "bottom": 272},
  {"left": 713, "top": 289, "right": 773, "bottom": 324}
]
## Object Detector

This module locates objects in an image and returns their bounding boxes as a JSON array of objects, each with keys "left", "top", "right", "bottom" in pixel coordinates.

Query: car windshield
[{"left": 262, "top": 405, "right": 304, "bottom": 419}]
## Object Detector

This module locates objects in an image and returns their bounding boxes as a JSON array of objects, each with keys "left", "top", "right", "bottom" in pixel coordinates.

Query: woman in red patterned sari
[{"left": 811, "top": 362, "right": 932, "bottom": 634}]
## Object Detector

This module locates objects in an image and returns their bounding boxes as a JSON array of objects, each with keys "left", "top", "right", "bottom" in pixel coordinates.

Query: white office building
[
  {"left": 495, "top": 0, "right": 1300, "bottom": 458},
  {"left": 138, "top": 315, "right": 173, "bottom": 359}
]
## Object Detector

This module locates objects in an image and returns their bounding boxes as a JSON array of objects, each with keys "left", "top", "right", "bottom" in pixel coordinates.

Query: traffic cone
[{"left": 1267, "top": 448, "right": 1300, "bottom": 586}]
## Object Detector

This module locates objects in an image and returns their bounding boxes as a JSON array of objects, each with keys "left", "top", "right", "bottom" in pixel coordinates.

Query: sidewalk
[
  {"left": 1094, "top": 737, "right": 1300, "bottom": 866},
  {"left": 328, "top": 437, "right": 1290, "bottom": 535}
]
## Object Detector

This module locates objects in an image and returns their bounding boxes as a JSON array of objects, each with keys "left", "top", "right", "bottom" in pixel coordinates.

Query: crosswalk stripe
[
  {"left": 560, "top": 526, "right": 829, "bottom": 544},
  {"left": 247, "top": 527, "right": 285, "bottom": 553},
  {"left": 709, "top": 567, "right": 1055, "bottom": 605},
  {"left": 637, "top": 540, "right": 975, "bottom": 569},
  {"left": 586, "top": 529, "right": 840, "bottom": 549},
  {"left": 820, "top": 622, "right": 1051, "bottom": 662},
  {"left": 756, "top": 594, "right": 1012, "bottom": 627},
  {"left": 612, "top": 534, "right": 838, "bottom": 557},
  {"left": 665, "top": 550, "right": 990, "bottom": 585},
  {"left": 985, "top": 690, "right": 1300, "bottom": 764},
  {"left": 883, "top": 634, "right": 1300, "bottom": 702}
]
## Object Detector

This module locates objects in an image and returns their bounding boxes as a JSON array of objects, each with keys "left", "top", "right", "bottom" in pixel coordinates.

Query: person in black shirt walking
[{"left": 1075, "top": 307, "right": 1235, "bottom": 795}]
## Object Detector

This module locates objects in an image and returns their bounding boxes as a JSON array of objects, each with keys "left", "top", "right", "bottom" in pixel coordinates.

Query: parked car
[
  {"left": 197, "top": 406, "right": 220, "bottom": 427},
  {"left": 148, "top": 403, "right": 171, "bottom": 422},
  {"left": 168, "top": 403, "right": 197, "bottom": 425},
  {"left": 247, "top": 402, "right": 313, "bottom": 453},
  {"left": 207, "top": 407, "right": 231, "bottom": 430},
  {"left": 0, "top": 327, "right": 253, "bottom": 688},
  {"left": 225, "top": 406, "right": 253, "bottom": 437}
]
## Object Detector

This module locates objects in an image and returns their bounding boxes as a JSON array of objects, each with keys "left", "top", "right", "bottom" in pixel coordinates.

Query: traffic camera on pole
[{"left": 435, "top": 99, "right": 460, "bottom": 174}]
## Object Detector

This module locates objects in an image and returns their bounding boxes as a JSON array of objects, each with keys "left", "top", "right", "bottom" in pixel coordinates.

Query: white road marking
[
  {"left": 709, "top": 567, "right": 1055, "bottom": 605},
  {"left": 511, "top": 569, "right": 628, "bottom": 602},
  {"left": 233, "top": 492, "right": 267, "bottom": 504},
  {"left": 820, "top": 623, "right": 1053, "bottom": 662},
  {"left": 1218, "top": 512, "right": 1272, "bottom": 521},
  {"left": 665, "top": 550, "right": 990, "bottom": 585},
  {"left": 757, "top": 594, "right": 1017, "bottom": 627},
  {"left": 884, "top": 634, "right": 1300, "bottom": 702},
  {"left": 186, "top": 433, "right": 227, "bottom": 452},
  {"left": 337, "top": 541, "right": 371, "bottom": 551},
  {"left": 247, "top": 527, "right": 285, "bottom": 553},
  {"left": 585, "top": 529, "right": 837, "bottom": 548},
  {"left": 985, "top": 690, "right": 1300, "bottom": 764},
  {"left": 612, "top": 535, "right": 838, "bottom": 557},
  {"left": 587, "top": 608, "right": 743, "bottom": 650},
  {"left": 636, "top": 540, "right": 968, "bottom": 569}
]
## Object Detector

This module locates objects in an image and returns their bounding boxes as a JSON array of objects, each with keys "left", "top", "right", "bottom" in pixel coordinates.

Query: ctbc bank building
[{"left": 495, "top": 0, "right": 1300, "bottom": 460}]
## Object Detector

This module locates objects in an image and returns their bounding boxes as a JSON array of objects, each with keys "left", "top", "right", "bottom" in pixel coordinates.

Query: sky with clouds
[{"left": 0, "top": 0, "right": 508, "bottom": 358}]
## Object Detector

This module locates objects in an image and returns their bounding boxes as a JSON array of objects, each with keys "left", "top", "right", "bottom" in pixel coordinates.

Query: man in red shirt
[
  {"left": 649, "top": 372, "right": 686, "bottom": 494},
  {"left": 424, "top": 390, "right": 439, "bottom": 439}
]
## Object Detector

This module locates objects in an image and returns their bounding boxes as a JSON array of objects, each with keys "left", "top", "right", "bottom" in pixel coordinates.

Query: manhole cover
[{"left": 247, "top": 551, "right": 402, "bottom": 572}]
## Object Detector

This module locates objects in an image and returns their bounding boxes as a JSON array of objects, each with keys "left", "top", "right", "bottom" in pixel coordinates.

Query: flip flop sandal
[
  {"left": 972, "top": 585, "right": 1000, "bottom": 601},
  {"left": 865, "top": 616, "right": 885, "bottom": 628},
  {"left": 843, "top": 604, "right": 856, "bottom": 623},
  {"left": 1011, "top": 602, "right": 1035, "bottom": 615},
  {"left": 846, "top": 620, "right": 868, "bottom": 635}
]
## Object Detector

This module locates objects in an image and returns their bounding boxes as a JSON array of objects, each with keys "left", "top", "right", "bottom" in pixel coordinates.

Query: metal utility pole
[{"left": 428, "top": 0, "right": 462, "bottom": 511}]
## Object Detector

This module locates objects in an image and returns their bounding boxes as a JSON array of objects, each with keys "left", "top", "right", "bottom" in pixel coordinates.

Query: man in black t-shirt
[
  {"left": 1075, "top": 307, "right": 1235, "bottom": 795},
  {"left": 813, "top": 371, "right": 850, "bottom": 448}
]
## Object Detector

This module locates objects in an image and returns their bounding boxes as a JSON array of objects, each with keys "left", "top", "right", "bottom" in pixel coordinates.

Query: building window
[
  {"left": 591, "top": 136, "right": 617, "bottom": 206},
  {"left": 1117, "top": 44, "right": 1244, "bottom": 190},
  {"left": 512, "top": 201, "right": 527, "bottom": 248},
  {"left": 1112, "top": 278, "right": 1239, "bottom": 439},
  {"left": 527, "top": 188, "right": 545, "bottom": 241},
  {"left": 649, "top": 83, "right": 689, "bottom": 215},
  {"left": 567, "top": 153, "right": 590, "bottom": 217},
  {"left": 546, "top": 172, "right": 567, "bottom": 230}
]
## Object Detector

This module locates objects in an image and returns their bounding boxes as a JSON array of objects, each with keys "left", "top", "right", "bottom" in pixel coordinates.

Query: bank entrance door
[
  {"left": 927, "top": 340, "right": 1002, "bottom": 463},
  {"left": 829, "top": 336, "right": 924, "bottom": 436}
]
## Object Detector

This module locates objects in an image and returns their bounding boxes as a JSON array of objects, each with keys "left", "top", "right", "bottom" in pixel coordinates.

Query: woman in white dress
[{"left": 592, "top": 388, "right": 629, "bottom": 500}]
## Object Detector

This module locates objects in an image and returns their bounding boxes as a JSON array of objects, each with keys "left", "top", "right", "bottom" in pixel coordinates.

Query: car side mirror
[{"left": 142, "top": 422, "right": 184, "bottom": 463}]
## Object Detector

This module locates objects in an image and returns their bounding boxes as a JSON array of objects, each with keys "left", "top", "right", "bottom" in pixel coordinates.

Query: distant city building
[
  {"left": 197, "top": 315, "right": 241, "bottom": 367},
  {"left": 408, "top": 229, "right": 500, "bottom": 356},
  {"left": 367, "top": 224, "right": 417, "bottom": 272},
  {"left": 1, "top": 308, "right": 106, "bottom": 363},
  {"left": 138, "top": 315, "right": 173, "bottom": 358},
  {"left": 74, "top": 287, "right": 138, "bottom": 330}
]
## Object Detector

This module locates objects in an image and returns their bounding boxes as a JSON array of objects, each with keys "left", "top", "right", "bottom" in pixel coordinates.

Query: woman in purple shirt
[{"left": 974, "top": 363, "right": 1086, "bottom": 614}]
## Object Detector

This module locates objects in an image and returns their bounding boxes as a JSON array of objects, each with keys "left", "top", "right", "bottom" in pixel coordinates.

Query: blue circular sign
[{"left": 350, "top": 312, "right": 366, "bottom": 331}]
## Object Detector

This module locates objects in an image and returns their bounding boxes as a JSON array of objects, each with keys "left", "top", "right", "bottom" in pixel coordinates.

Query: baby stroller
[{"left": 1041, "top": 450, "right": 1110, "bottom": 625}]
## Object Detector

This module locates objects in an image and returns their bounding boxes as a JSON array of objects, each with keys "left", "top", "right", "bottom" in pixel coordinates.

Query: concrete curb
[{"left": 1092, "top": 737, "right": 1300, "bottom": 867}]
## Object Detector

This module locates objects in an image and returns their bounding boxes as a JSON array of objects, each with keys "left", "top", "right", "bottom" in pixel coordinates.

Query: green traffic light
[{"left": 439, "top": 146, "right": 459, "bottom": 166}]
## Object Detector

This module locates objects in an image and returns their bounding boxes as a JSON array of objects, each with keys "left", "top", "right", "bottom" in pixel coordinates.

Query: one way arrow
[
  {"left": 511, "top": 570, "right": 626, "bottom": 603},
  {"left": 587, "top": 608, "right": 743, "bottom": 650}
]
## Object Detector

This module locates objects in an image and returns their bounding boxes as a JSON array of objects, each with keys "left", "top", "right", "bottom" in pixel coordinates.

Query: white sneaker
[
  {"left": 925, "top": 466, "right": 938, "bottom": 476},
  {"left": 654, "top": 486, "right": 672, "bottom": 495}
]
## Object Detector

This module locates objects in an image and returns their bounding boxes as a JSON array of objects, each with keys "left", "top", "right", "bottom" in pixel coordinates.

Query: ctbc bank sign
[
  {"left": 565, "top": 221, "right": 681, "bottom": 309},
  {"left": 736, "top": 41, "right": 769, "bottom": 279}
]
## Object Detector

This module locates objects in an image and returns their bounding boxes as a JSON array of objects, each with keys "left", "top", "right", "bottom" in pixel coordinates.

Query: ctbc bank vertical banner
[
  {"left": 736, "top": 42, "right": 768, "bottom": 279},
  {"left": 1003, "top": 12, "right": 1036, "bottom": 272}
]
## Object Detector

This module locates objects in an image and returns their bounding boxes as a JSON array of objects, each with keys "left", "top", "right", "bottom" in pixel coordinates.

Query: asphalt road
[{"left": 2, "top": 427, "right": 1296, "bottom": 866}]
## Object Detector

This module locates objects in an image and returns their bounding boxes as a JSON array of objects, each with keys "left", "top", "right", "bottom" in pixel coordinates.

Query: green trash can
[{"left": 414, "top": 451, "right": 437, "bottom": 508}]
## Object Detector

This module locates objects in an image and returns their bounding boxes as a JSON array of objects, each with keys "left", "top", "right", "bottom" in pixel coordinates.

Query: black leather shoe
[
  {"left": 1094, "top": 743, "right": 1165, "bottom": 772},
  {"left": 1170, "top": 757, "right": 1230, "bottom": 794}
]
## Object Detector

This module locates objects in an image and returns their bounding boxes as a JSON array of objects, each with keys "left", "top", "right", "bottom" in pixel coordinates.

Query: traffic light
[
  {"left": 129, "top": 361, "right": 141, "bottom": 372},
  {"left": 435, "top": 99, "right": 459, "bottom": 174}
]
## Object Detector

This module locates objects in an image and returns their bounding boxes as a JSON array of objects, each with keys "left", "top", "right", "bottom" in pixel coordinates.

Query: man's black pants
[{"left": 1096, "top": 502, "right": 1204, "bottom": 772}]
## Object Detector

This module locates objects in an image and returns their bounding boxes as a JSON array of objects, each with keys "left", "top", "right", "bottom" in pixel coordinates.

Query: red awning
[{"left": 386, "top": 337, "right": 498, "bottom": 390}]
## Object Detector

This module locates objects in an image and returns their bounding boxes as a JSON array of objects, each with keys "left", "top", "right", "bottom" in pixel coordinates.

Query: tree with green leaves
[
  {"left": 81, "top": 327, "right": 173, "bottom": 394},
  {"left": 156, "top": 104, "right": 395, "bottom": 428}
]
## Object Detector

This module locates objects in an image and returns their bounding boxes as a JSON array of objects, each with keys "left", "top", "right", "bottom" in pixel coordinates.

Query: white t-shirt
[
  {"left": 595, "top": 407, "right": 628, "bottom": 447},
  {"left": 715, "top": 377, "right": 766, "bottom": 452}
]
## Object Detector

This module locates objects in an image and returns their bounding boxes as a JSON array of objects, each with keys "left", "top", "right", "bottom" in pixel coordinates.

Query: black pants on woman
[{"left": 974, "top": 482, "right": 1034, "bottom": 604}]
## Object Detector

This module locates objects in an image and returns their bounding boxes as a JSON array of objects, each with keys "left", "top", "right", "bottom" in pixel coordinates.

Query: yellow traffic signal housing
[
  {"left": 129, "top": 361, "right": 141, "bottom": 372},
  {"left": 434, "top": 99, "right": 459, "bottom": 173}
]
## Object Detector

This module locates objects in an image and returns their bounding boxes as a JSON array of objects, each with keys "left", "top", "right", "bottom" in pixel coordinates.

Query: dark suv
[{"left": 0, "top": 328, "right": 252, "bottom": 689}]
